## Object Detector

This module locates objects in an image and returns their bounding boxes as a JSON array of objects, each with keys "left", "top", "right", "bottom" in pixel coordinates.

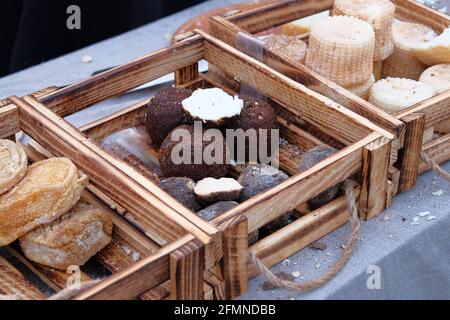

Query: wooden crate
[
  {"left": 0, "top": 105, "right": 211, "bottom": 300},
  {"left": 210, "top": 0, "right": 450, "bottom": 194},
  {"left": 4, "top": 30, "right": 393, "bottom": 299}
]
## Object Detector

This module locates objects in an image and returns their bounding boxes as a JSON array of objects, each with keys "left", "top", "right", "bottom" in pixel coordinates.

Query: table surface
[{"left": 1, "top": 0, "right": 449, "bottom": 300}]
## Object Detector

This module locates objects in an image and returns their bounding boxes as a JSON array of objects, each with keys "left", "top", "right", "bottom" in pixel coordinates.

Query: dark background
[{"left": 0, "top": 0, "right": 206, "bottom": 76}]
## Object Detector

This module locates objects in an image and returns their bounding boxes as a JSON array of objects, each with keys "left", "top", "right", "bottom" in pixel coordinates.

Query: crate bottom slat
[
  {"left": 0, "top": 255, "right": 47, "bottom": 300},
  {"left": 248, "top": 186, "right": 359, "bottom": 278}
]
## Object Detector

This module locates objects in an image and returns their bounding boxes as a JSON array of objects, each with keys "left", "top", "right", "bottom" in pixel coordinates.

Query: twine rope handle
[
  {"left": 248, "top": 179, "right": 360, "bottom": 292},
  {"left": 421, "top": 151, "right": 450, "bottom": 183}
]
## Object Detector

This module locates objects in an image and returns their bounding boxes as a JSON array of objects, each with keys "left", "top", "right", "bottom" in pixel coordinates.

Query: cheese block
[
  {"left": 420, "top": 64, "right": 450, "bottom": 134},
  {"left": 413, "top": 27, "right": 450, "bottom": 65},
  {"left": 346, "top": 74, "right": 375, "bottom": 99},
  {"left": 332, "top": 0, "right": 395, "bottom": 61},
  {"left": 369, "top": 78, "right": 435, "bottom": 163},
  {"left": 383, "top": 21, "right": 436, "bottom": 80},
  {"left": 368, "top": 77, "right": 434, "bottom": 114},
  {"left": 282, "top": 10, "right": 330, "bottom": 35},
  {"left": 306, "top": 16, "right": 375, "bottom": 87},
  {"left": 0, "top": 140, "right": 27, "bottom": 196},
  {"left": 264, "top": 35, "right": 307, "bottom": 63},
  {"left": 419, "top": 64, "right": 450, "bottom": 95},
  {"left": 0, "top": 158, "right": 88, "bottom": 246},
  {"left": 20, "top": 202, "right": 112, "bottom": 270}
]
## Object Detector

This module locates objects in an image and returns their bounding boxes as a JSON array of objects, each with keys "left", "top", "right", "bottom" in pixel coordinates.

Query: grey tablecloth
[{"left": 0, "top": 0, "right": 449, "bottom": 300}]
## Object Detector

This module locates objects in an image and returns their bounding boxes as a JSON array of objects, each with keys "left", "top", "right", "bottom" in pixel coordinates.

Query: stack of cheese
[
  {"left": 0, "top": 140, "right": 112, "bottom": 271},
  {"left": 305, "top": 15, "right": 376, "bottom": 99},
  {"left": 280, "top": 0, "right": 450, "bottom": 151}
]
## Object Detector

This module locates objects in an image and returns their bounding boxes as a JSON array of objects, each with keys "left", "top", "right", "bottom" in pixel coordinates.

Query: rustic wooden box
[
  {"left": 210, "top": 0, "right": 450, "bottom": 193},
  {"left": 0, "top": 102, "right": 209, "bottom": 300},
  {"left": 5, "top": 30, "right": 393, "bottom": 299}
]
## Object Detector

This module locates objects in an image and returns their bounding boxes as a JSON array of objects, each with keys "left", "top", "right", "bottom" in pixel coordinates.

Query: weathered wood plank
[
  {"left": 73, "top": 235, "right": 194, "bottom": 300},
  {"left": 398, "top": 113, "right": 426, "bottom": 192},
  {"left": 40, "top": 35, "right": 205, "bottom": 117},
  {"left": 359, "top": 136, "right": 391, "bottom": 220},
  {"left": 0, "top": 256, "right": 46, "bottom": 300},
  {"left": 169, "top": 240, "right": 204, "bottom": 300},
  {"left": 0, "top": 104, "right": 20, "bottom": 139}
]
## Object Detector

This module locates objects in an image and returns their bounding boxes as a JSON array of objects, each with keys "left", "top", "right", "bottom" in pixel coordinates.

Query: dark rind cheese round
[
  {"left": 159, "top": 125, "right": 229, "bottom": 181},
  {"left": 298, "top": 145, "right": 341, "bottom": 209},
  {"left": 227, "top": 96, "right": 279, "bottom": 162},
  {"left": 145, "top": 87, "right": 192, "bottom": 147},
  {"left": 160, "top": 177, "right": 202, "bottom": 211}
]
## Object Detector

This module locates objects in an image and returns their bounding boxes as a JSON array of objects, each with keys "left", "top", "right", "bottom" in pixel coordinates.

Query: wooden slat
[
  {"left": 359, "top": 136, "right": 391, "bottom": 220},
  {"left": 169, "top": 240, "right": 204, "bottom": 300},
  {"left": 213, "top": 132, "right": 379, "bottom": 233},
  {"left": 175, "top": 62, "right": 199, "bottom": 86},
  {"left": 40, "top": 35, "right": 204, "bottom": 117},
  {"left": 73, "top": 235, "right": 194, "bottom": 300},
  {"left": 5, "top": 246, "right": 92, "bottom": 292},
  {"left": 0, "top": 104, "right": 20, "bottom": 139},
  {"left": 0, "top": 256, "right": 46, "bottom": 300},
  {"left": 215, "top": 215, "right": 249, "bottom": 299},
  {"left": 204, "top": 271, "right": 226, "bottom": 300},
  {"left": 395, "top": 91, "right": 450, "bottom": 129},
  {"left": 80, "top": 100, "right": 148, "bottom": 141},
  {"left": 200, "top": 30, "right": 395, "bottom": 145},
  {"left": 248, "top": 187, "right": 360, "bottom": 278},
  {"left": 398, "top": 113, "right": 426, "bottom": 192},
  {"left": 392, "top": 0, "right": 450, "bottom": 33},
  {"left": 225, "top": 0, "right": 332, "bottom": 34},
  {"left": 419, "top": 133, "right": 450, "bottom": 174},
  {"left": 386, "top": 166, "right": 400, "bottom": 208}
]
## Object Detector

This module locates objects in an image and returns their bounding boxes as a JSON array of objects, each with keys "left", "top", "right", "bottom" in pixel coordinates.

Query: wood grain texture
[
  {"left": 4, "top": 246, "right": 91, "bottom": 292},
  {"left": 392, "top": 0, "right": 450, "bottom": 33},
  {"left": 359, "top": 136, "right": 391, "bottom": 220},
  {"left": 73, "top": 235, "right": 194, "bottom": 300},
  {"left": 395, "top": 91, "right": 450, "bottom": 129},
  {"left": 215, "top": 215, "right": 249, "bottom": 299},
  {"left": 175, "top": 62, "right": 199, "bottom": 86},
  {"left": 24, "top": 95, "right": 218, "bottom": 244},
  {"left": 172, "top": 0, "right": 280, "bottom": 40},
  {"left": 40, "top": 35, "right": 204, "bottom": 117},
  {"left": 0, "top": 104, "right": 20, "bottom": 138},
  {"left": 8, "top": 29, "right": 400, "bottom": 300},
  {"left": 223, "top": 0, "right": 332, "bottom": 35},
  {"left": 248, "top": 187, "right": 359, "bottom": 278},
  {"left": 398, "top": 113, "right": 426, "bottom": 192},
  {"left": 170, "top": 239, "right": 204, "bottom": 300},
  {"left": 386, "top": 166, "right": 400, "bottom": 208},
  {"left": 0, "top": 255, "right": 46, "bottom": 300}
]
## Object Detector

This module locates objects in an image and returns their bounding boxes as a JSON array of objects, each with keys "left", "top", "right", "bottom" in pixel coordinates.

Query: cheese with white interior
[{"left": 182, "top": 88, "right": 244, "bottom": 122}]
